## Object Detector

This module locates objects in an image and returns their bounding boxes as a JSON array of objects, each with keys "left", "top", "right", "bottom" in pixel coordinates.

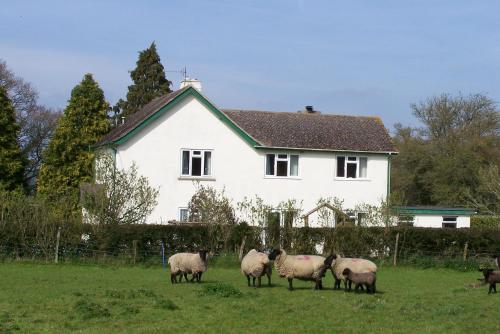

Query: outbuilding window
[
  {"left": 336, "top": 156, "right": 367, "bottom": 179},
  {"left": 181, "top": 149, "right": 212, "bottom": 177},
  {"left": 442, "top": 216, "right": 457, "bottom": 228},
  {"left": 265, "top": 154, "right": 299, "bottom": 177}
]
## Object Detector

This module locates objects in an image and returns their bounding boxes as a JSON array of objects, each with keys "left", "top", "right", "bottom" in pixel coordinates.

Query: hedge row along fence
[{"left": 1, "top": 223, "right": 500, "bottom": 267}]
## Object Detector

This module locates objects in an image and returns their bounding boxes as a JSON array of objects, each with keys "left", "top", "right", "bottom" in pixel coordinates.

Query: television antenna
[{"left": 166, "top": 67, "right": 188, "bottom": 80}]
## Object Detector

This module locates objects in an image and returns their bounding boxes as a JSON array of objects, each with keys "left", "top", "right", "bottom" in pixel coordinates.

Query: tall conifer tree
[
  {"left": 120, "top": 42, "right": 171, "bottom": 117},
  {"left": 0, "top": 85, "right": 25, "bottom": 190},
  {"left": 38, "top": 74, "right": 109, "bottom": 201}
]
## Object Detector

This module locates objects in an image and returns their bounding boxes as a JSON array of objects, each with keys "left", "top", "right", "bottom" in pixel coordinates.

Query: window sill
[
  {"left": 334, "top": 177, "right": 370, "bottom": 182},
  {"left": 178, "top": 176, "right": 216, "bottom": 181},
  {"left": 264, "top": 176, "right": 302, "bottom": 180}
]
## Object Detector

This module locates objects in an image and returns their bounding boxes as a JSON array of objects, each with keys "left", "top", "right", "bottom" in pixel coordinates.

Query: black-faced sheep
[
  {"left": 480, "top": 268, "right": 500, "bottom": 294},
  {"left": 324, "top": 254, "right": 377, "bottom": 291},
  {"left": 168, "top": 250, "right": 208, "bottom": 284},
  {"left": 241, "top": 249, "right": 272, "bottom": 288},
  {"left": 268, "top": 248, "right": 327, "bottom": 291},
  {"left": 342, "top": 268, "right": 376, "bottom": 294}
]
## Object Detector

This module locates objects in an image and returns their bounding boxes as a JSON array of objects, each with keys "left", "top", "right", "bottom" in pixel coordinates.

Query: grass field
[{"left": 0, "top": 262, "right": 499, "bottom": 333}]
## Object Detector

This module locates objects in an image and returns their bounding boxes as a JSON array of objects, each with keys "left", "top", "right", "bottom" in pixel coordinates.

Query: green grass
[{"left": 0, "top": 263, "right": 499, "bottom": 333}]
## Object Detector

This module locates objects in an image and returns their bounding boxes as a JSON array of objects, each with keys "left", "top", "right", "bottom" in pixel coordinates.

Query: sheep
[
  {"left": 268, "top": 248, "right": 327, "bottom": 291},
  {"left": 324, "top": 254, "right": 377, "bottom": 291},
  {"left": 342, "top": 268, "right": 376, "bottom": 294},
  {"left": 480, "top": 268, "right": 500, "bottom": 294},
  {"left": 168, "top": 250, "right": 208, "bottom": 284},
  {"left": 241, "top": 249, "right": 272, "bottom": 288}
]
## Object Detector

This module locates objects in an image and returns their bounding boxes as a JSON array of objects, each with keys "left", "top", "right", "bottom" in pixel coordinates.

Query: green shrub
[{"left": 471, "top": 216, "right": 500, "bottom": 229}]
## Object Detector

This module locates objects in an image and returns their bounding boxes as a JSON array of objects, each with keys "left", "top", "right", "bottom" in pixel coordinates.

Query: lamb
[
  {"left": 241, "top": 249, "right": 272, "bottom": 288},
  {"left": 168, "top": 250, "right": 208, "bottom": 284},
  {"left": 324, "top": 254, "right": 377, "bottom": 291},
  {"left": 480, "top": 268, "right": 500, "bottom": 294},
  {"left": 268, "top": 248, "right": 327, "bottom": 291},
  {"left": 342, "top": 268, "right": 376, "bottom": 293}
]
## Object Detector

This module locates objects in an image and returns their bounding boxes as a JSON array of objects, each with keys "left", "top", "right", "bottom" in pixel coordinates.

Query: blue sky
[{"left": 1, "top": 0, "right": 499, "bottom": 131}]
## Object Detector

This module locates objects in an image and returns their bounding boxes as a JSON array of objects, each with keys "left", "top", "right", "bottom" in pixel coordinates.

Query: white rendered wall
[
  {"left": 413, "top": 215, "right": 470, "bottom": 228},
  {"left": 114, "top": 95, "right": 390, "bottom": 225}
]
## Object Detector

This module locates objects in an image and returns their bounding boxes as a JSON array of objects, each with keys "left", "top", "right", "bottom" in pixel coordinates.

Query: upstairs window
[
  {"left": 442, "top": 216, "right": 457, "bottom": 228},
  {"left": 336, "top": 156, "right": 367, "bottom": 179},
  {"left": 179, "top": 208, "right": 189, "bottom": 222},
  {"left": 265, "top": 154, "right": 299, "bottom": 177},
  {"left": 181, "top": 149, "right": 212, "bottom": 177}
]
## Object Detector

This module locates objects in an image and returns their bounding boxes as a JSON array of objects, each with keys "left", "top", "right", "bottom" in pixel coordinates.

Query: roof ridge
[{"left": 221, "top": 108, "right": 381, "bottom": 120}]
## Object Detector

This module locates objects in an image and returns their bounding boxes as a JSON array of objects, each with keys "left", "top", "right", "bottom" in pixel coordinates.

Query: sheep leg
[
  {"left": 257, "top": 276, "right": 262, "bottom": 288},
  {"left": 190, "top": 273, "right": 197, "bottom": 283},
  {"left": 252, "top": 277, "right": 256, "bottom": 287},
  {"left": 183, "top": 273, "right": 188, "bottom": 282},
  {"left": 246, "top": 275, "right": 251, "bottom": 287},
  {"left": 346, "top": 280, "right": 352, "bottom": 292},
  {"left": 489, "top": 283, "right": 494, "bottom": 294},
  {"left": 344, "top": 279, "right": 349, "bottom": 292},
  {"left": 334, "top": 278, "right": 341, "bottom": 290},
  {"left": 197, "top": 272, "right": 203, "bottom": 282},
  {"left": 170, "top": 273, "right": 177, "bottom": 284},
  {"left": 288, "top": 278, "right": 294, "bottom": 291},
  {"left": 267, "top": 273, "right": 271, "bottom": 286},
  {"left": 319, "top": 279, "right": 323, "bottom": 290}
]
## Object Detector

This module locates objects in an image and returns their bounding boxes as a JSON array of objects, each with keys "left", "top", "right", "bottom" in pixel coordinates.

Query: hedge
[
  {"left": 471, "top": 215, "right": 500, "bottom": 229},
  {"left": 2, "top": 223, "right": 500, "bottom": 264}
]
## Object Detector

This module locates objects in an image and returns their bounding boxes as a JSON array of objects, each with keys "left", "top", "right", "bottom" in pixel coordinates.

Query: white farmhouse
[{"left": 96, "top": 81, "right": 398, "bottom": 226}]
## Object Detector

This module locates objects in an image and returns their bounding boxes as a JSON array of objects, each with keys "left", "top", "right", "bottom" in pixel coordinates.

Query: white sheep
[
  {"left": 168, "top": 250, "right": 208, "bottom": 284},
  {"left": 241, "top": 249, "right": 272, "bottom": 288},
  {"left": 324, "top": 254, "right": 377, "bottom": 291},
  {"left": 268, "top": 248, "right": 327, "bottom": 290}
]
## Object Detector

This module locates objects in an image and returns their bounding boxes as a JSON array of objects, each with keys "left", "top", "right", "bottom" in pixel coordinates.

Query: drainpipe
[{"left": 386, "top": 153, "right": 393, "bottom": 203}]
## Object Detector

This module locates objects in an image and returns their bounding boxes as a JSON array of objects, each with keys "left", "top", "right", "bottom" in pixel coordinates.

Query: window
[
  {"left": 336, "top": 156, "right": 368, "bottom": 178},
  {"left": 397, "top": 214, "right": 415, "bottom": 227},
  {"left": 181, "top": 149, "right": 212, "bottom": 177},
  {"left": 442, "top": 216, "right": 457, "bottom": 228},
  {"left": 179, "top": 208, "right": 189, "bottom": 222},
  {"left": 265, "top": 154, "right": 299, "bottom": 177}
]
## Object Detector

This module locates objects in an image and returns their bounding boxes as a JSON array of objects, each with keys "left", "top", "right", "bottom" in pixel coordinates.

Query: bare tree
[
  {"left": 81, "top": 154, "right": 159, "bottom": 225},
  {"left": 0, "top": 60, "right": 61, "bottom": 191}
]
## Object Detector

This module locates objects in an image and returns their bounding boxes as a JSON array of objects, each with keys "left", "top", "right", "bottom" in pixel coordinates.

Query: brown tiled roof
[
  {"left": 97, "top": 87, "right": 397, "bottom": 153},
  {"left": 96, "top": 86, "right": 190, "bottom": 146},
  {"left": 222, "top": 109, "right": 397, "bottom": 152}
]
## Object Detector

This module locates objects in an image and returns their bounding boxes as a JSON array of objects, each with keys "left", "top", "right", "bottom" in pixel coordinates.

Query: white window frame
[
  {"left": 265, "top": 153, "right": 300, "bottom": 178},
  {"left": 335, "top": 155, "right": 368, "bottom": 179},
  {"left": 178, "top": 208, "right": 189, "bottom": 222},
  {"left": 180, "top": 149, "right": 213, "bottom": 177}
]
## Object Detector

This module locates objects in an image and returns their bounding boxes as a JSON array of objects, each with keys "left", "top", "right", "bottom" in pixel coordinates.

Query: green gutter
[{"left": 393, "top": 208, "right": 476, "bottom": 216}]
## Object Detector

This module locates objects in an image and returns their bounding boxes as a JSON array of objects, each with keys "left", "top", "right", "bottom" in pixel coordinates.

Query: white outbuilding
[{"left": 393, "top": 206, "right": 476, "bottom": 228}]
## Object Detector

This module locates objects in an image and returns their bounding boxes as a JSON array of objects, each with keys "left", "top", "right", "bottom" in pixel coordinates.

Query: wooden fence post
[
  {"left": 132, "top": 240, "right": 138, "bottom": 265},
  {"left": 463, "top": 242, "right": 469, "bottom": 261},
  {"left": 54, "top": 226, "right": 61, "bottom": 264},
  {"left": 393, "top": 233, "right": 400, "bottom": 266},
  {"left": 238, "top": 235, "right": 247, "bottom": 263}
]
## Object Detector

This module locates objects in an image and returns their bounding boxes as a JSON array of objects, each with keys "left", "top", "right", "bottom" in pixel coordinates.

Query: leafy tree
[
  {"left": 391, "top": 93, "right": 500, "bottom": 212},
  {"left": 0, "top": 85, "right": 25, "bottom": 190},
  {"left": 80, "top": 153, "right": 159, "bottom": 225},
  {"left": 38, "top": 74, "right": 110, "bottom": 203},
  {"left": 119, "top": 42, "right": 172, "bottom": 118}
]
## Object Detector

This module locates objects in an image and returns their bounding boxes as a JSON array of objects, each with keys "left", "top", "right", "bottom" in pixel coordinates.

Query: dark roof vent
[{"left": 305, "top": 105, "right": 314, "bottom": 112}]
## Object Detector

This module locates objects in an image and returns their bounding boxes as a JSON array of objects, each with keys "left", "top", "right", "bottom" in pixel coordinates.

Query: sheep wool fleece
[
  {"left": 241, "top": 249, "right": 270, "bottom": 277},
  {"left": 168, "top": 253, "right": 207, "bottom": 275},
  {"left": 275, "top": 250, "right": 326, "bottom": 280}
]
